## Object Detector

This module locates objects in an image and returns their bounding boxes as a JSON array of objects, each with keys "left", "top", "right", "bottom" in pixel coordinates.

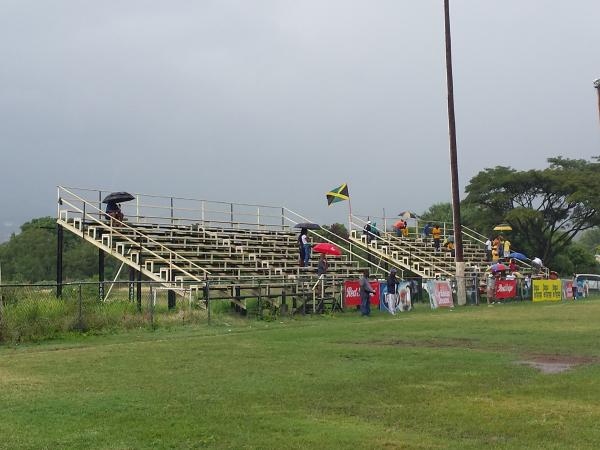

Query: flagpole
[{"left": 347, "top": 197, "right": 353, "bottom": 235}]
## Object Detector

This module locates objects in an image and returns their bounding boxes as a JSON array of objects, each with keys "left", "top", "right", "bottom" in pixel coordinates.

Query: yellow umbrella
[{"left": 493, "top": 223, "right": 512, "bottom": 232}]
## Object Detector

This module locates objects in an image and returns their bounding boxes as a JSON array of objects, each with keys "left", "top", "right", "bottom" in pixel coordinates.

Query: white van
[{"left": 575, "top": 274, "right": 600, "bottom": 291}]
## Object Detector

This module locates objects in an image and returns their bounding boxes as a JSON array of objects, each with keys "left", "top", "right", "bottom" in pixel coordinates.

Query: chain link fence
[{"left": 0, "top": 273, "right": 543, "bottom": 344}]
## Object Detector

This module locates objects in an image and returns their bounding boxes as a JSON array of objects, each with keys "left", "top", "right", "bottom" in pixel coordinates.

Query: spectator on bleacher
[
  {"left": 497, "top": 236, "right": 504, "bottom": 259},
  {"left": 301, "top": 230, "right": 311, "bottom": 266},
  {"left": 105, "top": 201, "right": 124, "bottom": 223},
  {"left": 297, "top": 230, "right": 306, "bottom": 267},
  {"left": 402, "top": 220, "right": 409, "bottom": 238},
  {"left": 503, "top": 238, "right": 511, "bottom": 257},
  {"left": 422, "top": 222, "right": 432, "bottom": 242},
  {"left": 485, "top": 238, "right": 492, "bottom": 261},
  {"left": 509, "top": 258, "right": 517, "bottom": 273},
  {"left": 372, "top": 222, "right": 381, "bottom": 240},
  {"left": 446, "top": 240, "right": 455, "bottom": 258},
  {"left": 364, "top": 221, "right": 380, "bottom": 243},
  {"left": 393, "top": 220, "right": 403, "bottom": 237},
  {"left": 363, "top": 221, "right": 374, "bottom": 243},
  {"left": 532, "top": 256, "right": 543, "bottom": 274},
  {"left": 317, "top": 254, "right": 328, "bottom": 275},
  {"left": 432, "top": 224, "right": 442, "bottom": 252},
  {"left": 359, "top": 269, "right": 376, "bottom": 316}
]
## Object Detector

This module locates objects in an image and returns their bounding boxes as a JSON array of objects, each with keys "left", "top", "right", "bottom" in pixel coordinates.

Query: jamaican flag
[{"left": 326, "top": 183, "right": 350, "bottom": 206}]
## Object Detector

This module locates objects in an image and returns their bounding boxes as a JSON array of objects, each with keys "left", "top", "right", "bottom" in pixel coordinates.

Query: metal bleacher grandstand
[
  {"left": 56, "top": 186, "right": 385, "bottom": 314},
  {"left": 56, "top": 186, "right": 525, "bottom": 314}
]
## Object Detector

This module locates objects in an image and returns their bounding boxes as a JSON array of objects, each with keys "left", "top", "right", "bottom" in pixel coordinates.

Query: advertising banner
[
  {"left": 343, "top": 280, "right": 380, "bottom": 308},
  {"left": 562, "top": 280, "right": 574, "bottom": 300},
  {"left": 426, "top": 280, "right": 453, "bottom": 309},
  {"left": 532, "top": 279, "right": 561, "bottom": 302},
  {"left": 495, "top": 279, "right": 517, "bottom": 299},
  {"left": 380, "top": 282, "right": 411, "bottom": 314}
]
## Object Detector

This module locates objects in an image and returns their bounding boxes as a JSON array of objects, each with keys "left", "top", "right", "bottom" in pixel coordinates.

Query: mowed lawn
[{"left": 2, "top": 300, "right": 600, "bottom": 449}]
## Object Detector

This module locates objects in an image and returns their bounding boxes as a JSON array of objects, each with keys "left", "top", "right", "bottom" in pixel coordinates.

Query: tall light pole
[
  {"left": 443, "top": 0, "right": 466, "bottom": 306},
  {"left": 594, "top": 78, "right": 600, "bottom": 125}
]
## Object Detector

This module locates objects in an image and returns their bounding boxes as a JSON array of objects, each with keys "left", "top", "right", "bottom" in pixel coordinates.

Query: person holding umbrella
[
  {"left": 105, "top": 201, "right": 123, "bottom": 222},
  {"left": 102, "top": 191, "right": 134, "bottom": 223},
  {"left": 312, "top": 242, "right": 342, "bottom": 275},
  {"left": 294, "top": 223, "right": 319, "bottom": 267},
  {"left": 300, "top": 229, "right": 311, "bottom": 267},
  {"left": 297, "top": 229, "right": 306, "bottom": 267}
]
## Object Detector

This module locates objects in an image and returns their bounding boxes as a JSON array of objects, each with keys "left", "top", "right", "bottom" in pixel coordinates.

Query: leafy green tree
[
  {"left": 0, "top": 217, "right": 119, "bottom": 282},
  {"left": 419, "top": 203, "right": 453, "bottom": 224},
  {"left": 464, "top": 157, "right": 600, "bottom": 266},
  {"left": 578, "top": 227, "right": 600, "bottom": 254},
  {"left": 552, "top": 243, "right": 599, "bottom": 276}
]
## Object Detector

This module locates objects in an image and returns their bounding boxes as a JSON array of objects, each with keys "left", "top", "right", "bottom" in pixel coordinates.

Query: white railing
[
  {"left": 58, "top": 186, "right": 210, "bottom": 282},
  {"left": 60, "top": 186, "right": 288, "bottom": 231},
  {"left": 348, "top": 215, "right": 454, "bottom": 276},
  {"left": 282, "top": 207, "right": 392, "bottom": 277}
]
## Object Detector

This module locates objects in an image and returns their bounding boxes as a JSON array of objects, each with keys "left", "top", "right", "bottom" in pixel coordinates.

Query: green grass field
[{"left": 2, "top": 299, "right": 600, "bottom": 449}]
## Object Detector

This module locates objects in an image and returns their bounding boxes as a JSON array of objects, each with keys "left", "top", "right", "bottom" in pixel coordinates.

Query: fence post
[
  {"left": 78, "top": 283, "right": 83, "bottom": 331},
  {"left": 206, "top": 281, "right": 211, "bottom": 325},
  {"left": 257, "top": 280, "right": 262, "bottom": 319},
  {"left": 150, "top": 285, "right": 155, "bottom": 330}
]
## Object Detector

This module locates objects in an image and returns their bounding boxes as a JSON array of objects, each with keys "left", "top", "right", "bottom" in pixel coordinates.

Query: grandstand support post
[
  {"left": 167, "top": 253, "right": 176, "bottom": 310},
  {"left": 98, "top": 249, "right": 105, "bottom": 301},
  {"left": 281, "top": 208, "right": 285, "bottom": 230},
  {"left": 444, "top": 0, "right": 466, "bottom": 306},
  {"left": 56, "top": 224, "right": 63, "bottom": 298},
  {"left": 230, "top": 203, "right": 234, "bottom": 227},
  {"left": 281, "top": 287, "right": 288, "bottom": 316}
]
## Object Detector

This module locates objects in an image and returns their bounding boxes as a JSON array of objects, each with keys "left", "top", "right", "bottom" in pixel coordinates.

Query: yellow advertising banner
[{"left": 532, "top": 279, "right": 562, "bottom": 302}]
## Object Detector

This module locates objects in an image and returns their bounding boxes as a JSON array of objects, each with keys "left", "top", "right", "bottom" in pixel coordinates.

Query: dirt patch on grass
[
  {"left": 517, "top": 354, "right": 598, "bottom": 374},
  {"left": 355, "top": 338, "right": 483, "bottom": 350},
  {"left": 349, "top": 339, "right": 599, "bottom": 374}
]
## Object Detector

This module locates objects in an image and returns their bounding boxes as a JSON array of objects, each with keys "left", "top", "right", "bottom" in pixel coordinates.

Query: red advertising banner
[
  {"left": 434, "top": 281, "right": 453, "bottom": 308},
  {"left": 343, "top": 280, "right": 380, "bottom": 308},
  {"left": 495, "top": 279, "right": 517, "bottom": 299}
]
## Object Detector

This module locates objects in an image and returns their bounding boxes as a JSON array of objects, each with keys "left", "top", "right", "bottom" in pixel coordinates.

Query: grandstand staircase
[{"left": 348, "top": 218, "right": 489, "bottom": 279}]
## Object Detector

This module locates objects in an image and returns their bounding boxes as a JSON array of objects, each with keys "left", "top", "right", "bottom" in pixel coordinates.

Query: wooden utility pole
[
  {"left": 594, "top": 79, "right": 600, "bottom": 125},
  {"left": 443, "top": 0, "right": 466, "bottom": 305}
]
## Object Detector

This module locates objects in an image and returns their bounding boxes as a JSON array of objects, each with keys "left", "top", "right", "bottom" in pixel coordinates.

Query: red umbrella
[
  {"left": 312, "top": 243, "right": 342, "bottom": 256},
  {"left": 491, "top": 263, "right": 507, "bottom": 272}
]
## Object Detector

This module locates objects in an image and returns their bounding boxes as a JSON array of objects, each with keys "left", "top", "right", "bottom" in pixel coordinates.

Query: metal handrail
[
  {"left": 58, "top": 187, "right": 211, "bottom": 280},
  {"left": 349, "top": 216, "right": 454, "bottom": 276},
  {"left": 282, "top": 207, "right": 390, "bottom": 277},
  {"left": 60, "top": 185, "right": 286, "bottom": 210}
]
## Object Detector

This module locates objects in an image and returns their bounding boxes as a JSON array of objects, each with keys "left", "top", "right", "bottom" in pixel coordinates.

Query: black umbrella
[
  {"left": 294, "top": 222, "right": 320, "bottom": 230},
  {"left": 102, "top": 192, "right": 135, "bottom": 204}
]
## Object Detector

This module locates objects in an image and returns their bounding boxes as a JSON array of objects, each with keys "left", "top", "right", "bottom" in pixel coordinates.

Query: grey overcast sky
[{"left": 1, "top": 0, "right": 599, "bottom": 240}]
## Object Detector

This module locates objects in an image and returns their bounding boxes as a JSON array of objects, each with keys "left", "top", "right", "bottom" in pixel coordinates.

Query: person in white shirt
[
  {"left": 485, "top": 238, "right": 492, "bottom": 262},
  {"left": 301, "top": 231, "right": 311, "bottom": 266}
]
